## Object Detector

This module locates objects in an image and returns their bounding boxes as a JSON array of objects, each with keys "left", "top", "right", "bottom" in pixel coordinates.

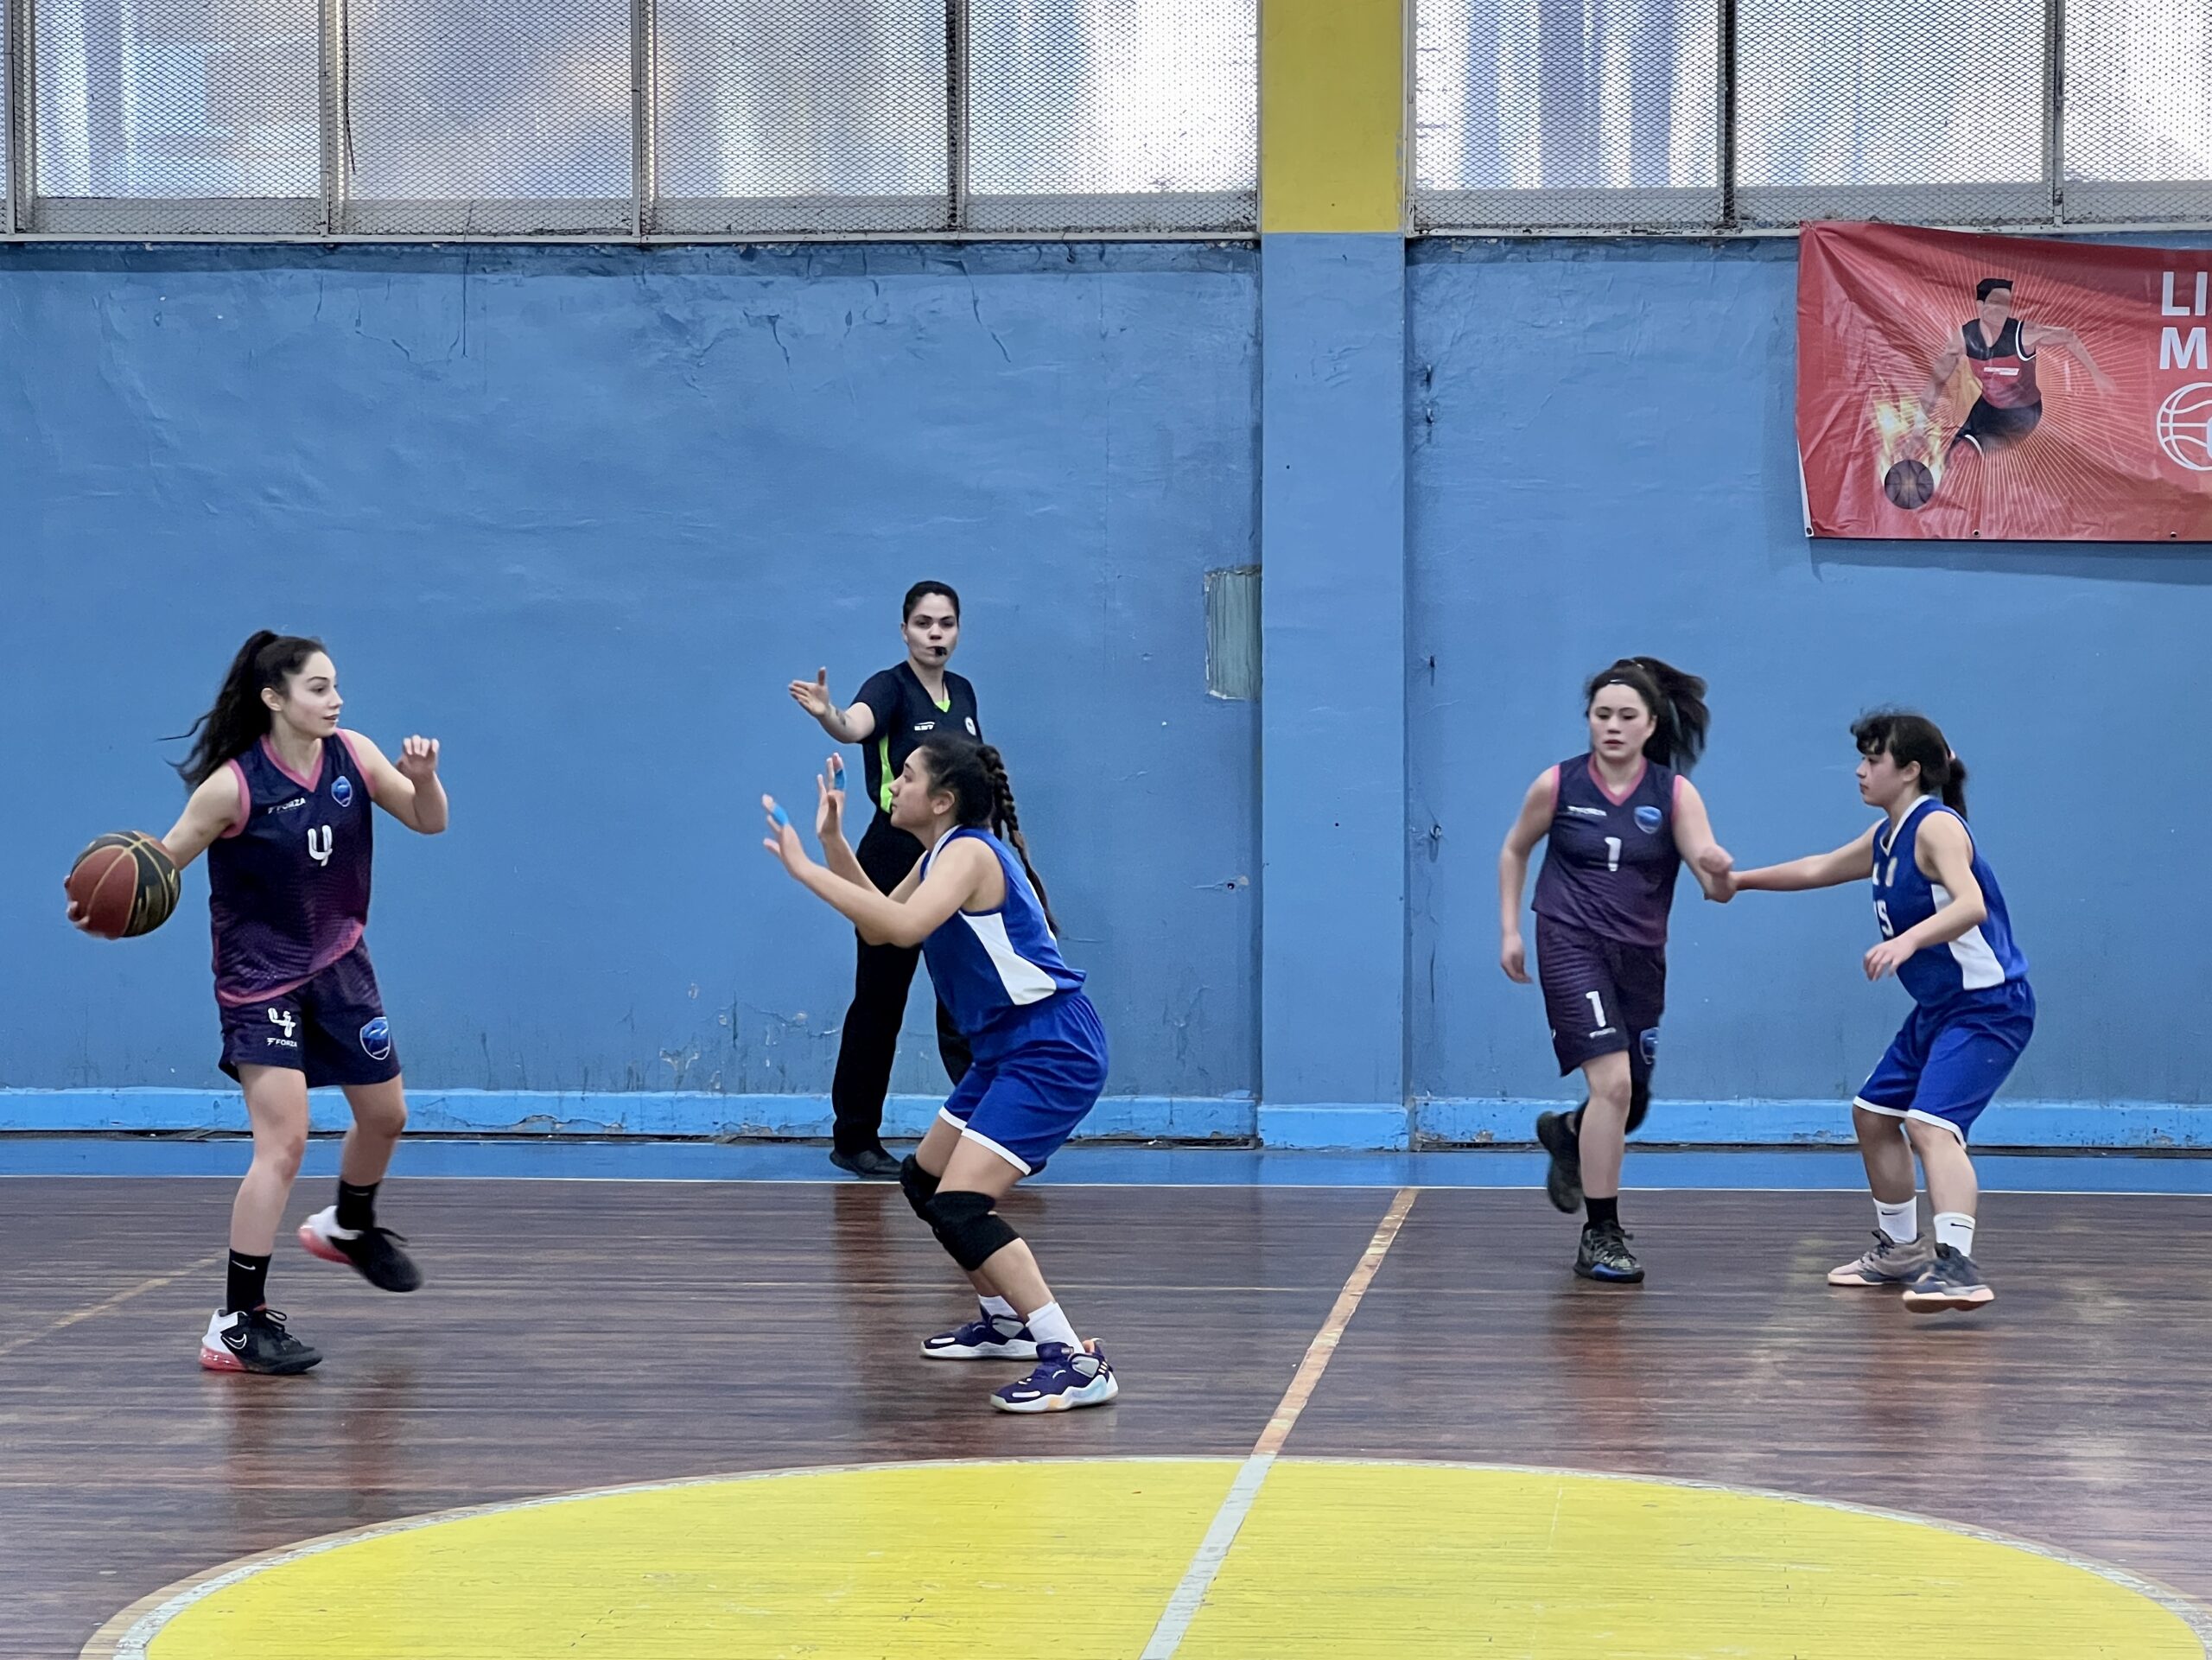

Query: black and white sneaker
[
  {"left": 1535, "top": 1108, "right": 1585, "bottom": 1214},
  {"left": 299, "top": 1206, "right": 423, "bottom": 1293},
  {"left": 200, "top": 1307, "right": 323, "bottom": 1375},
  {"left": 1574, "top": 1221, "right": 1644, "bottom": 1284}
]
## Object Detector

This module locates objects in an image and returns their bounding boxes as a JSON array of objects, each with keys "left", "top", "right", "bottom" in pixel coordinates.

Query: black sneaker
[
  {"left": 1574, "top": 1221, "right": 1644, "bottom": 1284},
  {"left": 199, "top": 1307, "right": 323, "bottom": 1375},
  {"left": 1535, "top": 1109, "right": 1584, "bottom": 1214},
  {"left": 830, "top": 1147, "right": 901, "bottom": 1181},
  {"left": 299, "top": 1206, "right": 423, "bottom": 1292}
]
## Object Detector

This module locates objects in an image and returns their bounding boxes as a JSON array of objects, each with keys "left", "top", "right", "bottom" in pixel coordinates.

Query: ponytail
[
  {"left": 171, "top": 631, "right": 327, "bottom": 788},
  {"left": 1585, "top": 656, "right": 1710, "bottom": 773},
  {"left": 912, "top": 736, "right": 1060, "bottom": 934},
  {"left": 1851, "top": 709, "right": 1968, "bottom": 817}
]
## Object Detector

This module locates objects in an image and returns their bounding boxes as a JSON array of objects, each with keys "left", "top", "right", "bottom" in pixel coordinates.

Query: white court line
[{"left": 1136, "top": 1186, "right": 1418, "bottom": 1659}]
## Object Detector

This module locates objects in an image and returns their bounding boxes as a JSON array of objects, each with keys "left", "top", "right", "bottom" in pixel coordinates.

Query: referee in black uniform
[{"left": 789, "top": 581, "right": 979, "bottom": 1179}]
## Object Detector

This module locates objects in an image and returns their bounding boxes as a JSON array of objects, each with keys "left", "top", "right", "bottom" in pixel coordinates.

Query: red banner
[{"left": 1798, "top": 221, "right": 2212, "bottom": 542}]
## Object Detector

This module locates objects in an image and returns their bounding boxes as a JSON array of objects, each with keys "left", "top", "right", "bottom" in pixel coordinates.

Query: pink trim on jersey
[
  {"left": 259, "top": 734, "right": 324, "bottom": 794},
  {"left": 1671, "top": 773, "right": 1686, "bottom": 805},
  {"left": 213, "top": 919, "right": 365, "bottom": 1007},
  {"left": 334, "top": 729, "right": 379, "bottom": 799},
  {"left": 1587, "top": 756, "right": 1649, "bottom": 805},
  {"left": 1546, "top": 766, "right": 1560, "bottom": 814},
  {"left": 219, "top": 759, "right": 252, "bottom": 838}
]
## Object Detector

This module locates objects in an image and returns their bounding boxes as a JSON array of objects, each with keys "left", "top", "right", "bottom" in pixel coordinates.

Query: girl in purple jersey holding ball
[
  {"left": 1497, "top": 658, "right": 1735, "bottom": 1286},
  {"left": 69, "top": 633, "right": 448, "bottom": 1375}
]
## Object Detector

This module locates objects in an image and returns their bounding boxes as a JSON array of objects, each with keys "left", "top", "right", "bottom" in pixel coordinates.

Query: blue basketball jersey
[
  {"left": 918, "top": 827, "right": 1085, "bottom": 1045},
  {"left": 1872, "top": 797, "right": 2028, "bottom": 1008},
  {"left": 207, "top": 734, "right": 376, "bottom": 1006},
  {"left": 1531, "top": 754, "right": 1682, "bottom": 949}
]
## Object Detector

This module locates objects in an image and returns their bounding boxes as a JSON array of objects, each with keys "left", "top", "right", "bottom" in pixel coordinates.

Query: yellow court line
[
  {"left": 0, "top": 1252, "right": 226, "bottom": 1360},
  {"left": 1138, "top": 1186, "right": 1418, "bottom": 1657}
]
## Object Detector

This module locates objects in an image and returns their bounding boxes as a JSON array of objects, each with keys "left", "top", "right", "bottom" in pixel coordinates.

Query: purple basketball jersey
[
  {"left": 207, "top": 734, "right": 376, "bottom": 1006},
  {"left": 1530, "top": 753, "right": 1682, "bottom": 950}
]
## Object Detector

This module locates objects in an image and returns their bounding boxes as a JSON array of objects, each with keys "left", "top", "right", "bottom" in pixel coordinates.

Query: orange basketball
[{"left": 67, "top": 831, "right": 180, "bottom": 939}]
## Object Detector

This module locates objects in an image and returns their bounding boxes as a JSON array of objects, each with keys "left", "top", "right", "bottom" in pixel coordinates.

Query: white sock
[
  {"left": 1875, "top": 1197, "right": 1918, "bottom": 1243},
  {"left": 978, "top": 1295, "right": 1018, "bottom": 1322},
  {"left": 1934, "top": 1212, "right": 1976, "bottom": 1256},
  {"left": 1026, "top": 1301, "right": 1081, "bottom": 1352}
]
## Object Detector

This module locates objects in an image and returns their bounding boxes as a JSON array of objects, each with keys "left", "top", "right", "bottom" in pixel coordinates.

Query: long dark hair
[
  {"left": 903, "top": 581, "right": 961, "bottom": 622},
  {"left": 1584, "top": 656, "right": 1710, "bottom": 773},
  {"left": 1852, "top": 709, "right": 1968, "bottom": 817},
  {"left": 913, "top": 737, "right": 1058, "bottom": 933},
  {"left": 172, "top": 631, "right": 327, "bottom": 788}
]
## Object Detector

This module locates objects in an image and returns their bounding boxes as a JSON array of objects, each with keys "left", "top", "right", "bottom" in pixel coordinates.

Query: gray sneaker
[
  {"left": 1827, "top": 1231, "right": 1936, "bottom": 1287},
  {"left": 1902, "top": 1243, "right": 1995, "bottom": 1313}
]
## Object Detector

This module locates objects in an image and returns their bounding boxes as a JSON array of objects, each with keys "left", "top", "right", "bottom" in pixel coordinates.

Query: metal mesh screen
[
  {"left": 32, "top": 0, "right": 320, "bottom": 232},
  {"left": 652, "top": 0, "right": 950, "bottom": 235},
  {"left": 2063, "top": 0, "right": 2212, "bottom": 223},
  {"left": 967, "top": 0, "right": 1256, "bottom": 233},
  {"left": 1414, "top": 0, "right": 1721, "bottom": 231},
  {"left": 1734, "top": 0, "right": 2050, "bottom": 226},
  {"left": 339, "top": 0, "right": 633, "bottom": 234}
]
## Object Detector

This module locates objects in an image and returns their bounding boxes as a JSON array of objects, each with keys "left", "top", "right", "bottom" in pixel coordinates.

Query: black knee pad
[
  {"left": 898, "top": 1154, "right": 940, "bottom": 1220},
  {"left": 1626, "top": 1078, "right": 1650, "bottom": 1136},
  {"left": 920, "top": 1189, "right": 1020, "bottom": 1273}
]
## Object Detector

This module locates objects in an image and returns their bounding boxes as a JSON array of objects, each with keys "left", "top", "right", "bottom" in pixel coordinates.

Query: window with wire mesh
[
  {"left": 967, "top": 0, "right": 1256, "bottom": 233},
  {"left": 338, "top": 0, "right": 633, "bottom": 234},
  {"left": 31, "top": 0, "right": 319, "bottom": 232},
  {"left": 1734, "top": 0, "right": 2049, "bottom": 226},
  {"left": 1414, "top": 0, "right": 1721, "bottom": 231},
  {"left": 652, "top": 0, "right": 950, "bottom": 235},
  {"left": 2063, "top": 0, "right": 2212, "bottom": 223}
]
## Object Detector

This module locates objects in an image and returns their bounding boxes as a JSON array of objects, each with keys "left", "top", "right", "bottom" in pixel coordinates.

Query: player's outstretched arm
[
  {"left": 2032, "top": 324, "right": 2118, "bottom": 393},
  {"left": 765, "top": 797, "right": 982, "bottom": 949},
  {"left": 345, "top": 731, "right": 448, "bottom": 835},
  {"left": 1914, "top": 341, "right": 1963, "bottom": 434},
  {"left": 811, "top": 757, "right": 870, "bottom": 891},
  {"left": 68, "top": 770, "right": 241, "bottom": 934},
  {"left": 1497, "top": 768, "right": 1555, "bottom": 983},
  {"left": 1731, "top": 824, "right": 1878, "bottom": 894}
]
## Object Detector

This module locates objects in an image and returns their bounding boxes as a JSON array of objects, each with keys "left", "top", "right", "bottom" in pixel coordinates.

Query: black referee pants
[{"left": 830, "top": 813, "right": 974, "bottom": 1155}]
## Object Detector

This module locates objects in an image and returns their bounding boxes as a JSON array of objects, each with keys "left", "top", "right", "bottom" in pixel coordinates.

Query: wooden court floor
[{"left": 3, "top": 1175, "right": 2209, "bottom": 1657}]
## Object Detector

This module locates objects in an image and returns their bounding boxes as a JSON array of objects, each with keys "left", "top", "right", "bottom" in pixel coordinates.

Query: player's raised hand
[
  {"left": 397, "top": 735, "right": 440, "bottom": 781},
  {"left": 789, "top": 669, "right": 834, "bottom": 721},
  {"left": 816, "top": 756, "right": 846, "bottom": 842},
  {"left": 762, "top": 796, "right": 808, "bottom": 873}
]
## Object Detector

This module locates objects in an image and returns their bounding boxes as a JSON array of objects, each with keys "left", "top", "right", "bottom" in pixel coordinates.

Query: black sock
[
  {"left": 336, "top": 1180, "right": 378, "bottom": 1231},
  {"left": 226, "top": 1251, "right": 271, "bottom": 1314},
  {"left": 1586, "top": 1195, "right": 1620, "bottom": 1231}
]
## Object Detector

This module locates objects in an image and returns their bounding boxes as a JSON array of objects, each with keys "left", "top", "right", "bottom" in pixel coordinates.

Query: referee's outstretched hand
[{"left": 789, "top": 669, "right": 834, "bottom": 720}]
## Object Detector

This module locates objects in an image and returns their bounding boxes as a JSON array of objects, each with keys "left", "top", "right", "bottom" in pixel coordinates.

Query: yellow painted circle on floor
[{"left": 110, "top": 1460, "right": 2202, "bottom": 1660}]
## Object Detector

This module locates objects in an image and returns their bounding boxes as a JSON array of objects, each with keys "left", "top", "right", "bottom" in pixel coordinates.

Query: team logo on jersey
[
  {"left": 1634, "top": 805, "right": 1663, "bottom": 834},
  {"left": 1641, "top": 1027, "right": 1661, "bottom": 1065},
  {"left": 307, "top": 825, "right": 334, "bottom": 867},
  {"left": 266, "top": 1009, "right": 298, "bottom": 1041},
  {"left": 1566, "top": 805, "right": 1607, "bottom": 818},
  {"left": 332, "top": 775, "right": 353, "bottom": 808},
  {"left": 359, "top": 1017, "right": 391, "bottom": 1060},
  {"left": 965, "top": 717, "right": 977, "bottom": 736}
]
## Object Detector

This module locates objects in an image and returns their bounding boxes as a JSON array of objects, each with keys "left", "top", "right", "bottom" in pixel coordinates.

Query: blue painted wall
[
  {"left": 0, "top": 243, "right": 1260, "bottom": 1103},
  {"left": 1408, "top": 235, "right": 2212, "bottom": 1114}
]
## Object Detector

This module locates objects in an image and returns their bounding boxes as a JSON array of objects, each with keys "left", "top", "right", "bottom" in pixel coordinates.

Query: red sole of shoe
[
  {"left": 199, "top": 1346, "right": 247, "bottom": 1372},
  {"left": 298, "top": 1225, "right": 350, "bottom": 1266}
]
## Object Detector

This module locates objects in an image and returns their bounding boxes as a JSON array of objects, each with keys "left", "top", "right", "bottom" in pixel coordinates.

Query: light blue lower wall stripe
[{"left": 3, "top": 1089, "right": 2210, "bottom": 1150}]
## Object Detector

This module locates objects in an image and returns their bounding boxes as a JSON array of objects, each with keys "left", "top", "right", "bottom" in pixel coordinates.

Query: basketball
[
  {"left": 1883, "top": 458, "right": 1935, "bottom": 509},
  {"left": 67, "top": 830, "right": 181, "bottom": 939}
]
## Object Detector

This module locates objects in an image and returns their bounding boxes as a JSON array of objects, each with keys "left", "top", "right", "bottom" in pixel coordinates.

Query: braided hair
[{"left": 912, "top": 737, "right": 1060, "bottom": 934}]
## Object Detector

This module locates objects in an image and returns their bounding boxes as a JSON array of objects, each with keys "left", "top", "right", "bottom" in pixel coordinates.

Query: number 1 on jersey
[{"left": 1603, "top": 836, "right": 1621, "bottom": 873}]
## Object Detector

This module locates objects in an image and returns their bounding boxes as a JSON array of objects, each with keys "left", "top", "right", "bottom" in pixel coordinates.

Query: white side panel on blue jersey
[
  {"left": 959, "top": 912, "right": 1061, "bottom": 1007},
  {"left": 1930, "top": 881, "right": 2005, "bottom": 990}
]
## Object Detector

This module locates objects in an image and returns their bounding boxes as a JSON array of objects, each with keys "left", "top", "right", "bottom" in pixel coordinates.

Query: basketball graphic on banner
[{"left": 2157, "top": 383, "right": 2212, "bottom": 474}]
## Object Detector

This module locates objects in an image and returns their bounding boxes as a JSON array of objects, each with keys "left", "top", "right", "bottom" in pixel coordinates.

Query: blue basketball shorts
[
  {"left": 1853, "top": 980, "right": 2034, "bottom": 1144},
  {"left": 937, "top": 991, "right": 1109, "bottom": 1174},
  {"left": 218, "top": 940, "right": 400, "bottom": 1090}
]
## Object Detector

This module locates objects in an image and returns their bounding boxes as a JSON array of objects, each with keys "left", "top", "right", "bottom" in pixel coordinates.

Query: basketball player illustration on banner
[{"left": 1885, "top": 277, "right": 2116, "bottom": 508}]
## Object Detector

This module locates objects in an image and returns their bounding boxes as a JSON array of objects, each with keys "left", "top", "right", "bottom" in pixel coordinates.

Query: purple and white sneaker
[
  {"left": 921, "top": 1312, "right": 1038, "bottom": 1362},
  {"left": 990, "top": 1340, "right": 1119, "bottom": 1413}
]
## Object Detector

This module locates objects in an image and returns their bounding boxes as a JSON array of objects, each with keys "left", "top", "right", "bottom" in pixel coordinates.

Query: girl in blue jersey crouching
[
  {"left": 764, "top": 737, "right": 1116, "bottom": 1412},
  {"left": 1726, "top": 712, "right": 2031, "bottom": 1313}
]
